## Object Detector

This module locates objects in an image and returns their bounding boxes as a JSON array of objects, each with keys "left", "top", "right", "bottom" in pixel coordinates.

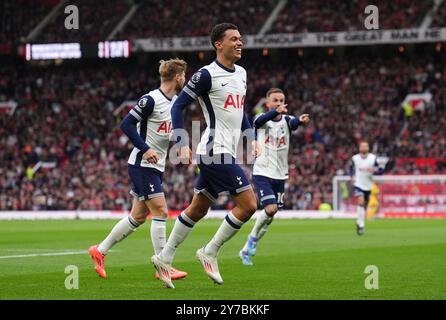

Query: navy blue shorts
[
  {"left": 194, "top": 154, "right": 252, "bottom": 202},
  {"left": 354, "top": 186, "right": 371, "bottom": 206},
  {"left": 128, "top": 164, "right": 164, "bottom": 201},
  {"left": 252, "top": 175, "right": 285, "bottom": 208}
]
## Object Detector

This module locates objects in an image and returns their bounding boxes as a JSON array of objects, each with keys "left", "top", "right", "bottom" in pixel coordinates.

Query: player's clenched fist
[
  {"left": 299, "top": 113, "right": 310, "bottom": 124},
  {"left": 143, "top": 149, "right": 160, "bottom": 164}
]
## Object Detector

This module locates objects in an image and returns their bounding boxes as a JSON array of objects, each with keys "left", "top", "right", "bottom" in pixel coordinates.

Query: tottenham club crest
[
  {"left": 191, "top": 71, "right": 201, "bottom": 84},
  {"left": 138, "top": 97, "right": 148, "bottom": 108}
]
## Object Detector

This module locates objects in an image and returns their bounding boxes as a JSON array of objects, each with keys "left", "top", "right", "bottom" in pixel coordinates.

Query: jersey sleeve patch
[
  {"left": 132, "top": 95, "right": 155, "bottom": 121},
  {"left": 184, "top": 68, "right": 212, "bottom": 99},
  {"left": 138, "top": 97, "right": 149, "bottom": 108}
]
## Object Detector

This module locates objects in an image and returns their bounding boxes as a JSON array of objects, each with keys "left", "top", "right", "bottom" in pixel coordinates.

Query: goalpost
[{"left": 332, "top": 175, "right": 446, "bottom": 218}]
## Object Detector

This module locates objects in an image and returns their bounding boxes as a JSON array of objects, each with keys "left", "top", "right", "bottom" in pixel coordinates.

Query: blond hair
[
  {"left": 159, "top": 58, "right": 187, "bottom": 82},
  {"left": 266, "top": 87, "right": 284, "bottom": 98}
]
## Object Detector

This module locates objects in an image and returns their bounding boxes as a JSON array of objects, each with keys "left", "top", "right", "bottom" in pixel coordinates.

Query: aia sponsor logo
[
  {"left": 223, "top": 94, "right": 245, "bottom": 109},
  {"left": 264, "top": 135, "right": 286, "bottom": 147},
  {"left": 157, "top": 121, "right": 172, "bottom": 133}
]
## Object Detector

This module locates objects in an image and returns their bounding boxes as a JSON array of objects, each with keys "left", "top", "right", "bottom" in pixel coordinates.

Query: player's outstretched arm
[
  {"left": 286, "top": 113, "right": 310, "bottom": 131},
  {"left": 253, "top": 104, "right": 289, "bottom": 128},
  {"left": 253, "top": 109, "right": 280, "bottom": 128}
]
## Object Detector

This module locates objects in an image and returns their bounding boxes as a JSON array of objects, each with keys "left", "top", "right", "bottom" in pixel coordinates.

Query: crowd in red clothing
[{"left": 1, "top": 49, "right": 445, "bottom": 211}]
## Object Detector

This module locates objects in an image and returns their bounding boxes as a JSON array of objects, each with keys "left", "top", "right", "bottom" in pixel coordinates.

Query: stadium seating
[
  {"left": 432, "top": 1, "right": 446, "bottom": 28},
  {"left": 116, "top": 0, "right": 277, "bottom": 39},
  {"left": 1, "top": 0, "right": 440, "bottom": 46},
  {"left": 0, "top": 0, "right": 57, "bottom": 44},
  {"left": 270, "top": 0, "right": 433, "bottom": 33},
  {"left": 1, "top": 51, "right": 445, "bottom": 211},
  {"left": 37, "top": 0, "right": 131, "bottom": 43}
]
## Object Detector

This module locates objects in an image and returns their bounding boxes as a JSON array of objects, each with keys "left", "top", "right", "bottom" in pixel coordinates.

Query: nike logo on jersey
[{"left": 221, "top": 82, "right": 229, "bottom": 87}]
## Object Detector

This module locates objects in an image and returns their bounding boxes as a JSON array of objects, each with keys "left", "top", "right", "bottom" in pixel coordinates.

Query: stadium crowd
[
  {"left": 37, "top": 0, "right": 131, "bottom": 43},
  {"left": 1, "top": 0, "right": 442, "bottom": 46},
  {"left": 271, "top": 0, "right": 433, "bottom": 33},
  {"left": 432, "top": 0, "right": 446, "bottom": 28},
  {"left": 0, "top": 0, "right": 56, "bottom": 44},
  {"left": 117, "top": 0, "right": 277, "bottom": 39},
  {"left": 1, "top": 50, "right": 445, "bottom": 211}
]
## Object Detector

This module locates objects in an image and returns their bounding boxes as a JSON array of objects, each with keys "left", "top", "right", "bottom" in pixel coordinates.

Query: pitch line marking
[
  {"left": 0, "top": 250, "right": 88, "bottom": 260},
  {"left": 1, "top": 249, "right": 85, "bottom": 252},
  {"left": 0, "top": 249, "right": 116, "bottom": 260}
]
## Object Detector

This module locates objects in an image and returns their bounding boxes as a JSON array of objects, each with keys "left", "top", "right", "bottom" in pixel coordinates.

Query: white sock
[
  {"left": 241, "top": 210, "right": 273, "bottom": 252},
  {"left": 257, "top": 220, "right": 273, "bottom": 241},
  {"left": 204, "top": 211, "right": 244, "bottom": 257},
  {"left": 250, "top": 209, "right": 273, "bottom": 239},
  {"left": 151, "top": 217, "right": 166, "bottom": 255},
  {"left": 97, "top": 216, "right": 140, "bottom": 255},
  {"left": 357, "top": 205, "right": 365, "bottom": 228},
  {"left": 159, "top": 211, "right": 196, "bottom": 264}
]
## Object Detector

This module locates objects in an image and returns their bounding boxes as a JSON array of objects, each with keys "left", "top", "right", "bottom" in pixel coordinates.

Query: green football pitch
[{"left": 0, "top": 218, "right": 445, "bottom": 300}]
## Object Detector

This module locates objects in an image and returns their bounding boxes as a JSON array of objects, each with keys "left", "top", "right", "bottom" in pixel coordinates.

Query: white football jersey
[
  {"left": 351, "top": 153, "right": 378, "bottom": 191},
  {"left": 183, "top": 60, "right": 247, "bottom": 158},
  {"left": 253, "top": 115, "right": 295, "bottom": 180},
  {"left": 128, "top": 89, "right": 175, "bottom": 172}
]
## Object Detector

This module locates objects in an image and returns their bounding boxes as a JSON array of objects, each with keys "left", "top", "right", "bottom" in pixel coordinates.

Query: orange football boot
[
  {"left": 88, "top": 245, "right": 106, "bottom": 278},
  {"left": 156, "top": 267, "right": 188, "bottom": 280}
]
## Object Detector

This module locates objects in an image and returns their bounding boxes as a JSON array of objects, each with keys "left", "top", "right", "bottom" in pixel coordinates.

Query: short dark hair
[{"left": 210, "top": 23, "right": 239, "bottom": 49}]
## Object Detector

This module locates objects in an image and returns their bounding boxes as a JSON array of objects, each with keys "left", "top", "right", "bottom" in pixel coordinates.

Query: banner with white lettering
[{"left": 133, "top": 28, "right": 446, "bottom": 52}]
